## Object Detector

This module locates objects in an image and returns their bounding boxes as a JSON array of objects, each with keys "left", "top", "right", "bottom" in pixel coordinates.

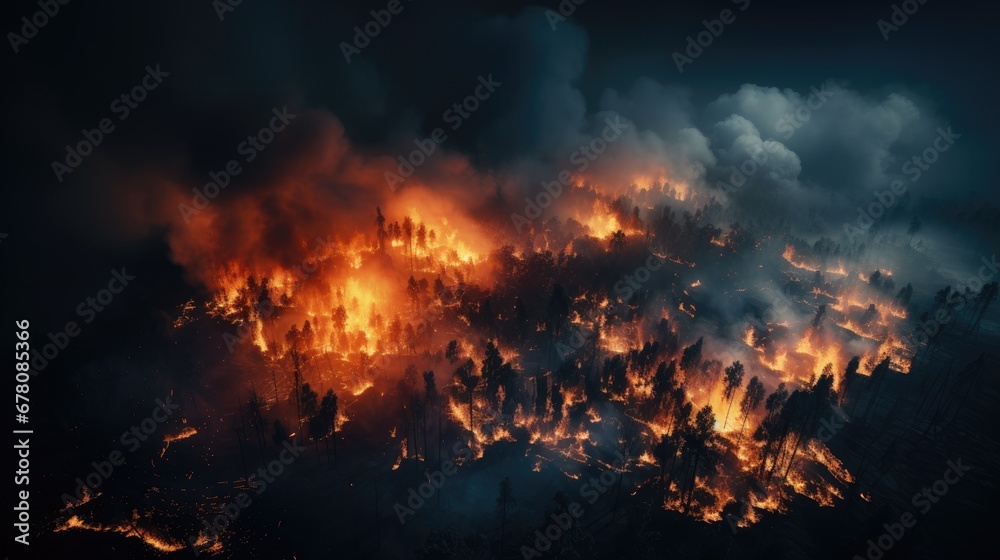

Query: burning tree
[
  {"left": 722, "top": 360, "right": 745, "bottom": 429},
  {"left": 455, "top": 359, "right": 478, "bottom": 430},
  {"left": 754, "top": 383, "right": 789, "bottom": 478},
  {"left": 680, "top": 337, "right": 704, "bottom": 372},
  {"left": 678, "top": 405, "right": 719, "bottom": 511},
  {"left": 171, "top": 179, "right": 959, "bottom": 549},
  {"left": 735, "top": 375, "right": 765, "bottom": 447}
]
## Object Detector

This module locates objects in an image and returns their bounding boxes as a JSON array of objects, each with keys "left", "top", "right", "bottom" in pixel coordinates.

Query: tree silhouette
[
  {"left": 320, "top": 389, "right": 338, "bottom": 464},
  {"left": 433, "top": 276, "right": 445, "bottom": 303},
  {"left": 550, "top": 381, "right": 564, "bottom": 423},
  {"left": 722, "top": 361, "right": 745, "bottom": 429},
  {"left": 403, "top": 323, "right": 417, "bottom": 355},
  {"left": 534, "top": 371, "right": 548, "bottom": 418},
  {"left": 290, "top": 350, "right": 303, "bottom": 425},
  {"left": 308, "top": 414, "right": 325, "bottom": 461},
  {"left": 301, "top": 320, "right": 314, "bottom": 349},
  {"left": 652, "top": 360, "right": 678, "bottom": 409},
  {"left": 300, "top": 382, "right": 319, "bottom": 418},
  {"left": 614, "top": 418, "right": 641, "bottom": 514},
  {"left": 375, "top": 206, "right": 387, "bottom": 252},
  {"left": 603, "top": 354, "right": 628, "bottom": 395},
  {"left": 860, "top": 357, "right": 892, "bottom": 426},
  {"left": 455, "top": 359, "right": 478, "bottom": 430},
  {"left": 735, "top": 375, "right": 765, "bottom": 447},
  {"left": 896, "top": 283, "right": 913, "bottom": 306},
  {"left": 680, "top": 337, "right": 704, "bottom": 372},
  {"left": 402, "top": 216, "right": 414, "bottom": 273},
  {"left": 861, "top": 303, "right": 878, "bottom": 326},
  {"left": 680, "top": 405, "right": 718, "bottom": 510},
  {"left": 670, "top": 394, "right": 692, "bottom": 437},
  {"left": 547, "top": 284, "right": 570, "bottom": 339},
  {"left": 754, "top": 383, "right": 788, "bottom": 476},
  {"left": 332, "top": 305, "right": 347, "bottom": 334},
  {"left": 407, "top": 276, "right": 420, "bottom": 312},
  {"left": 400, "top": 364, "right": 422, "bottom": 468},
  {"left": 512, "top": 296, "right": 528, "bottom": 345},
  {"left": 839, "top": 356, "right": 861, "bottom": 405},
  {"left": 654, "top": 432, "right": 681, "bottom": 489},
  {"left": 409, "top": 394, "right": 424, "bottom": 471},
  {"left": 779, "top": 372, "right": 836, "bottom": 483},
  {"left": 481, "top": 340, "right": 504, "bottom": 408},
  {"left": 416, "top": 223, "right": 427, "bottom": 254},
  {"left": 968, "top": 281, "right": 999, "bottom": 334},
  {"left": 445, "top": 339, "right": 460, "bottom": 364},
  {"left": 812, "top": 304, "right": 827, "bottom": 328},
  {"left": 610, "top": 229, "right": 626, "bottom": 258}
]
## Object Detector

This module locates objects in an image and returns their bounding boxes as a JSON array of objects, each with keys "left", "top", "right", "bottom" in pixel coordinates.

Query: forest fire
[
  {"left": 47, "top": 176, "right": 955, "bottom": 557},
  {"left": 14, "top": 2, "right": 1000, "bottom": 559},
  {"left": 137, "top": 176, "right": 938, "bottom": 542}
]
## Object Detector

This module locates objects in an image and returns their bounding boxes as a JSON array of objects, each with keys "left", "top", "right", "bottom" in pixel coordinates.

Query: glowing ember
[{"left": 160, "top": 426, "right": 198, "bottom": 457}]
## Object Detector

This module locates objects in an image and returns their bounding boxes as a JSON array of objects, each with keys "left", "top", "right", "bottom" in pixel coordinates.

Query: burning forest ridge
[
  {"left": 39, "top": 93, "right": 999, "bottom": 559},
  {"left": 56, "top": 154, "right": 985, "bottom": 556}
]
